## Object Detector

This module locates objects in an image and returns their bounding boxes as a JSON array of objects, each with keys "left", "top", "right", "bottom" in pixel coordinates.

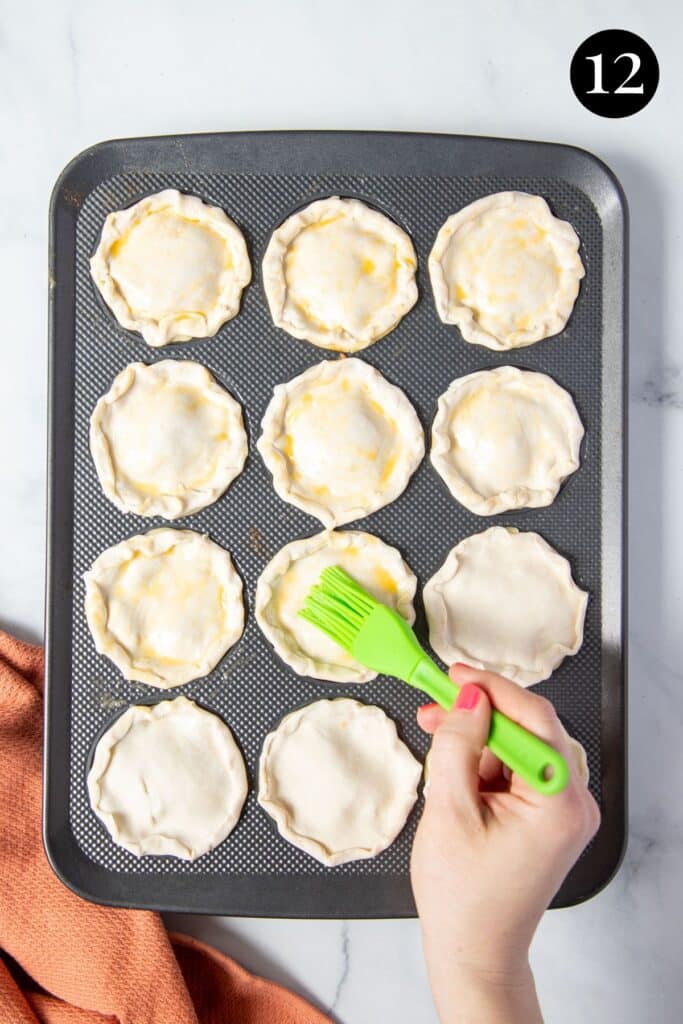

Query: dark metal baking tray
[{"left": 45, "top": 131, "right": 627, "bottom": 917}]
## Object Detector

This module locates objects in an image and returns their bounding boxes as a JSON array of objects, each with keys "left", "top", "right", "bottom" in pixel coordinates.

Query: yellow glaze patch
[
  {"left": 379, "top": 450, "right": 398, "bottom": 485},
  {"left": 138, "top": 645, "right": 187, "bottom": 667},
  {"left": 290, "top": 297, "right": 331, "bottom": 332},
  {"left": 109, "top": 209, "right": 227, "bottom": 261},
  {"left": 367, "top": 397, "right": 397, "bottom": 428},
  {"left": 303, "top": 213, "right": 345, "bottom": 233},
  {"left": 109, "top": 236, "right": 125, "bottom": 259},
  {"left": 374, "top": 566, "right": 397, "bottom": 595},
  {"left": 449, "top": 389, "right": 485, "bottom": 422}
]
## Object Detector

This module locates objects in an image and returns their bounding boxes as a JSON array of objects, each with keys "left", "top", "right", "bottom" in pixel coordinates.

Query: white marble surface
[{"left": 1, "top": 1, "right": 681, "bottom": 1020}]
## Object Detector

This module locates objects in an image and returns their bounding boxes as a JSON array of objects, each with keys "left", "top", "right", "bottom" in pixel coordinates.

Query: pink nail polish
[{"left": 455, "top": 683, "right": 480, "bottom": 711}]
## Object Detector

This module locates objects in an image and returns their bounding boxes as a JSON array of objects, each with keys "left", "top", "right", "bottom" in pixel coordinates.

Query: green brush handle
[{"left": 410, "top": 658, "right": 569, "bottom": 796}]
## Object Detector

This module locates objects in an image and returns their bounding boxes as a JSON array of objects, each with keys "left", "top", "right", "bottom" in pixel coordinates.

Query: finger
[
  {"left": 449, "top": 665, "right": 588, "bottom": 809},
  {"left": 562, "top": 732, "right": 590, "bottom": 787},
  {"left": 428, "top": 684, "right": 492, "bottom": 821},
  {"left": 416, "top": 702, "right": 447, "bottom": 734},
  {"left": 449, "top": 664, "right": 572, "bottom": 757},
  {"left": 478, "top": 747, "right": 504, "bottom": 786},
  {"left": 423, "top": 704, "right": 506, "bottom": 789}
]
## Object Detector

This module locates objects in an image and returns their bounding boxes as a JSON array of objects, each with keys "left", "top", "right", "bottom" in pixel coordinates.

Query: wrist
[
  {"left": 432, "top": 962, "right": 542, "bottom": 1024},
  {"left": 448, "top": 961, "right": 542, "bottom": 1024},
  {"left": 450, "top": 956, "right": 535, "bottom": 994},
  {"left": 421, "top": 918, "right": 534, "bottom": 985},
  {"left": 422, "top": 937, "right": 541, "bottom": 1024}
]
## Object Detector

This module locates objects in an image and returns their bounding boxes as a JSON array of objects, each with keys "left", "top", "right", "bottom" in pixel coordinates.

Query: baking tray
[{"left": 45, "top": 131, "right": 627, "bottom": 917}]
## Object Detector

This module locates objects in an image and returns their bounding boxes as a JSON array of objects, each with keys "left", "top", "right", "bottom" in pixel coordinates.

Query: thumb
[{"left": 427, "top": 684, "right": 492, "bottom": 819}]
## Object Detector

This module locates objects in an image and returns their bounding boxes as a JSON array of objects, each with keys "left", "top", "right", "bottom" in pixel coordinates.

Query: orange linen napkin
[{"left": 0, "top": 630, "right": 330, "bottom": 1024}]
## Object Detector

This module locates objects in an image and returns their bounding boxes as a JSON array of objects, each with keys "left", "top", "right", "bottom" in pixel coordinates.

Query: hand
[{"left": 411, "top": 664, "right": 600, "bottom": 1024}]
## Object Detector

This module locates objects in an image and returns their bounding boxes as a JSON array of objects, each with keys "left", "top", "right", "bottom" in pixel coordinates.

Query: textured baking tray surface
[{"left": 48, "top": 135, "right": 624, "bottom": 915}]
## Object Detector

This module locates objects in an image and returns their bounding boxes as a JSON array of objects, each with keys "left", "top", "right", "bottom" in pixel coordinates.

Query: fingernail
[
  {"left": 419, "top": 702, "right": 439, "bottom": 711},
  {"left": 455, "top": 684, "right": 480, "bottom": 711}
]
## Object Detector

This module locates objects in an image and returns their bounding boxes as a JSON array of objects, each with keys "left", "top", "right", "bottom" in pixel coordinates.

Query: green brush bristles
[
  {"left": 319, "top": 566, "right": 378, "bottom": 612},
  {"left": 298, "top": 565, "right": 378, "bottom": 651}
]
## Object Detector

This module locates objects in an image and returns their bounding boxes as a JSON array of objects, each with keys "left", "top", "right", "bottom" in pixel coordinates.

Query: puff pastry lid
[
  {"left": 84, "top": 528, "right": 244, "bottom": 688},
  {"left": 88, "top": 696, "right": 247, "bottom": 860},
  {"left": 430, "top": 366, "right": 584, "bottom": 515},
  {"left": 255, "top": 529, "right": 416, "bottom": 682},
  {"left": 258, "top": 699, "right": 421, "bottom": 866},
  {"left": 424, "top": 527, "right": 588, "bottom": 685},
  {"left": 90, "top": 189, "right": 251, "bottom": 346},
  {"left": 429, "top": 191, "right": 584, "bottom": 350},
  {"left": 257, "top": 357, "right": 424, "bottom": 528},
  {"left": 262, "top": 196, "right": 417, "bottom": 352},
  {"left": 90, "top": 360, "right": 247, "bottom": 519}
]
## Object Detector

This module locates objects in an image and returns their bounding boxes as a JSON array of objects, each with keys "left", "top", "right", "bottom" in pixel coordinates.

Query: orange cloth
[{"left": 0, "top": 630, "right": 330, "bottom": 1024}]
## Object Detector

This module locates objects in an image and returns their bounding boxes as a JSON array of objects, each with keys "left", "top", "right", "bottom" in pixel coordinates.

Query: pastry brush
[{"left": 299, "top": 565, "right": 569, "bottom": 796}]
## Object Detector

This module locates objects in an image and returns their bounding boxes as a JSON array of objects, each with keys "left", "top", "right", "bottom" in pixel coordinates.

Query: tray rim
[{"left": 44, "top": 129, "right": 628, "bottom": 917}]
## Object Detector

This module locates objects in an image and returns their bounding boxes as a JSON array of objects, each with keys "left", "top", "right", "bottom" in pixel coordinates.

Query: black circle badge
[{"left": 571, "top": 29, "right": 659, "bottom": 117}]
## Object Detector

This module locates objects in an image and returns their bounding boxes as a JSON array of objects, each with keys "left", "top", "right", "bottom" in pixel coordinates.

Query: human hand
[{"left": 411, "top": 664, "right": 600, "bottom": 1024}]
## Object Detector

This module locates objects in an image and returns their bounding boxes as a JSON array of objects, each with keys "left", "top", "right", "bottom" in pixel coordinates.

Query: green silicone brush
[{"left": 299, "top": 565, "right": 569, "bottom": 796}]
